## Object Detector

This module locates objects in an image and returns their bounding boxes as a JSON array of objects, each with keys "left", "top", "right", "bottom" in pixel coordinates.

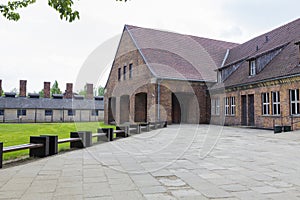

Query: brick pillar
[
  {"left": 44, "top": 82, "right": 50, "bottom": 98},
  {"left": 19, "top": 80, "right": 27, "bottom": 97},
  {"left": 64, "top": 83, "right": 73, "bottom": 99},
  {"left": 86, "top": 83, "right": 93, "bottom": 99},
  {"left": 0, "top": 80, "right": 2, "bottom": 96}
]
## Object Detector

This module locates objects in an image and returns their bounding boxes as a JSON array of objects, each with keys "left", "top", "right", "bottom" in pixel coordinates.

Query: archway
[{"left": 120, "top": 95, "right": 130, "bottom": 124}]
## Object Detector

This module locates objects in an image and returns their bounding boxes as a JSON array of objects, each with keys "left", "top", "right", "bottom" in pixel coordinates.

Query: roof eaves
[
  {"left": 125, "top": 25, "right": 158, "bottom": 78},
  {"left": 157, "top": 76, "right": 216, "bottom": 83}
]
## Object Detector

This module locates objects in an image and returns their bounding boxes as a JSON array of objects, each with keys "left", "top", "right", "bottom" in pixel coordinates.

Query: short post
[
  {"left": 70, "top": 132, "right": 84, "bottom": 148},
  {"left": 0, "top": 142, "right": 3, "bottom": 169},
  {"left": 85, "top": 131, "right": 92, "bottom": 147},
  {"left": 98, "top": 128, "right": 113, "bottom": 142},
  {"left": 29, "top": 136, "right": 49, "bottom": 157},
  {"left": 41, "top": 135, "right": 58, "bottom": 156}
]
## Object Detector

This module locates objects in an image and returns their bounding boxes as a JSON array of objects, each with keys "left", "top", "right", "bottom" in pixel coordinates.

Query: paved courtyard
[{"left": 1, "top": 125, "right": 300, "bottom": 199}]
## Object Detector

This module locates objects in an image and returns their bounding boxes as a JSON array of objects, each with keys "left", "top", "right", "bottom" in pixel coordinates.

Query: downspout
[{"left": 157, "top": 79, "right": 163, "bottom": 121}]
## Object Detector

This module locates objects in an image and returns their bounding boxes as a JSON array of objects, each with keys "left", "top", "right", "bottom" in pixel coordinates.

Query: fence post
[{"left": 0, "top": 142, "right": 3, "bottom": 169}]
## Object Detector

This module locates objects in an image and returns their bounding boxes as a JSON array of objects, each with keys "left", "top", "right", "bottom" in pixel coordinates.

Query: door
[
  {"left": 248, "top": 94, "right": 255, "bottom": 126},
  {"left": 241, "top": 95, "right": 247, "bottom": 125},
  {"left": 172, "top": 93, "right": 181, "bottom": 123}
]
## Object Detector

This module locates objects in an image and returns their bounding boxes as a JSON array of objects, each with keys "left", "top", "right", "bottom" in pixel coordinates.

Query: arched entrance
[
  {"left": 120, "top": 95, "right": 130, "bottom": 124},
  {"left": 135, "top": 93, "right": 147, "bottom": 122}
]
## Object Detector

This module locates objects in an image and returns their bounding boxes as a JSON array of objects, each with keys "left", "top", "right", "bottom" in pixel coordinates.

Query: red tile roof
[{"left": 126, "top": 25, "right": 238, "bottom": 82}]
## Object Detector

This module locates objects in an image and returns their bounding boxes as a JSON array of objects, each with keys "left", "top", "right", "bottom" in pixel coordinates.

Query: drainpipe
[{"left": 157, "top": 79, "right": 163, "bottom": 122}]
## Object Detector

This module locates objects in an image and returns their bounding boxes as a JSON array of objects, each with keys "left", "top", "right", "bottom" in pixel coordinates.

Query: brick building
[
  {"left": 211, "top": 18, "right": 300, "bottom": 130},
  {"left": 105, "top": 18, "right": 300, "bottom": 129},
  {"left": 0, "top": 80, "right": 104, "bottom": 123},
  {"left": 104, "top": 25, "right": 237, "bottom": 124}
]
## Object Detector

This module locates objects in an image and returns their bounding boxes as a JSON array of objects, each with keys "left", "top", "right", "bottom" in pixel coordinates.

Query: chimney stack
[
  {"left": 0, "top": 79, "right": 2, "bottom": 96},
  {"left": 86, "top": 83, "right": 93, "bottom": 99},
  {"left": 64, "top": 83, "right": 73, "bottom": 99},
  {"left": 44, "top": 82, "right": 50, "bottom": 98},
  {"left": 19, "top": 80, "right": 27, "bottom": 97}
]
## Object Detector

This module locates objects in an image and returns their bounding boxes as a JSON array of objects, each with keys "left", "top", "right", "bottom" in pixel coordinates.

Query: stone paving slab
[{"left": 1, "top": 125, "right": 300, "bottom": 199}]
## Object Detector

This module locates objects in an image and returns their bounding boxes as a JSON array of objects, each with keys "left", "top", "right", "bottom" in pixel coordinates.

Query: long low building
[{"left": 0, "top": 80, "right": 104, "bottom": 123}]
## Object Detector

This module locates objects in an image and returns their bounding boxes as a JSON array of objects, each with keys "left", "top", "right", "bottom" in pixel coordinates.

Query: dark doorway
[
  {"left": 172, "top": 93, "right": 181, "bottom": 123},
  {"left": 120, "top": 95, "right": 130, "bottom": 124},
  {"left": 108, "top": 97, "right": 116, "bottom": 124},
  {"left": 135, "top": 93, "right": 147, "bottom": 122},
  {"left": 241, "top": 95, "right": 247, "bottom": 125},
  {"left": 248, "top": 94, "right": 255, "bottom": 126}
]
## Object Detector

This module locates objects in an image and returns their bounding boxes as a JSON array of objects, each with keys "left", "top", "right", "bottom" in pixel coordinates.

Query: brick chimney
[
  {"left": 19, "top": 80, "right": 27, "bottom": 97},
  {"left": 86, "top": 83, "right": 93, "bottom": 99},
  {"left": 44, "top": 82, "right": 50, "bottom": 98},
  {"left": 64, "top": 83, "right": 73, "bottom": 99},
  {"left": 0, "top": 79, "right": 2, "bottom": 96}
]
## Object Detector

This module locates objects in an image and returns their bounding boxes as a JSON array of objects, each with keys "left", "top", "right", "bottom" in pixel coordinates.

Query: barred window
[
  {"left": 262, "top": 93, "right": 270, "bottom": 115},
  {"left": 272, "top": 91, "right": 280, "bottom": 115},
  {"left": 290, "top": 89, "right": 300, "bottom": 115},
  {"left": 68, "top": 109, "right": 76, "bottom": 116},
  {"left": 0, "top": 110, "right": 4, "bottom": 116}
]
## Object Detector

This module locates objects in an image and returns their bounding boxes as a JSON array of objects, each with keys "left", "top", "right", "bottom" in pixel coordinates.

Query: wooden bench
[
  {"left": 94, "top": 128, "right": 113, "bottom": 142},
  {"left": 0, "top": 136, "right": 49, "bottom": 168}
]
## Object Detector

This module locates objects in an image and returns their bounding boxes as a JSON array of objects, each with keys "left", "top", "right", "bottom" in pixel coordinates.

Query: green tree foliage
[
  {"left": 51, "top": 80, "right": 61, "bottom": 95},
  {"left": 78, "top": 85, "right": 87, "bottom": 97},
  {"left": 39, "top": 89, "right": 44, "bottom": 98},
  {"left": 0, "top": 0, "right": 128, "bottom": 22},
  {"left": 97, "top": 86, "right": 105, "bottom": 96}
]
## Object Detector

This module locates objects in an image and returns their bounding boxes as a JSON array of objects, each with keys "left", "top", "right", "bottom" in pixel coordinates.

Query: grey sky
[{"left": 0, "top": 0, "right": 299, "bottom": 93}]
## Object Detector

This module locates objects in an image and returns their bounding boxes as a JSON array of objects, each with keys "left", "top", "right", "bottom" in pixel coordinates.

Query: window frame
[
  {"left": 45, "top": 109, "right": 53, "bottom": 116},
  {"left": 224, "top": 97, "right": 230, "bottom": 116},
  {"left": 68, "top": 109, "right": 76, "bottom": 116},
  {"left": 211, "top": 98, "right": 220, "bottom": 116},
  {"left": 123, "top": 65, "right": 127, "bottom": 80},
  {"left": 17, "top": 109, "right": 26, "bottom": 117},
  {"left": 249, "top": 60, "right": 256, "bottom": 76},
  {"left": 262, "top": 93, "right": 270, "bottom": 115},
  {"left": 129, "top": 63, "right": 133, "bottom": 79},
  {"left": 272, "top": 91, "right": 280, "bottom": 116},
  {"left": 0, "top": 109, "right": 4, "bottom": 116},
  {"left": 118, "top": 68, "right": 121, "bottom": 81},
  {"left": 290, "top": 89, "right": 300, "bottom": 115},
  {"left": 230, "top": 96, "right": 236, "bottom": 116}
]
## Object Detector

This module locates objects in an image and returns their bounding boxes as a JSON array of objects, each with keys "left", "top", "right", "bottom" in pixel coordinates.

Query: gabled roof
[
  {"left": 125, "top": 25, "right": 238, "bottom": 82},
  {"left": 212, "top": 18, "right": 300, "bottom": 89}
]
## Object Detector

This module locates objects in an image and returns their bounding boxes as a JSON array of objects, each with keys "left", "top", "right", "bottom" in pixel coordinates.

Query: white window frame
[
  {"left": 230, "top": 96, "right": 236, "bottom": 116},
  {"left": 250, "top": 60, "right": 256, "bottom": 76},
  {"left": 290, "top": 89, "right": 300, "bottom": 115},
  {"left": 224, "top": 97, "right": 230, "bottom": 116},
  {"left": 262, "top": 93, "right": 270, "bottom": 115},
  {"left": 211, "top": 98, "right": 220, "bottom": 116},
  {"left": 272, "top": 91, "right": 280, "bottom": 115}
]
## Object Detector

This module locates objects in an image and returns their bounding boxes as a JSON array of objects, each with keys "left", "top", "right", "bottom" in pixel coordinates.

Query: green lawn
[{"left": 0, "top": 122, "right": 115, "bottom": 160}]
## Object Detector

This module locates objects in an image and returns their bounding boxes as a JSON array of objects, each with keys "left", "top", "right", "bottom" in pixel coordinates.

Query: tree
[
  {"left": 39, "top": 89, "right": 44, "bottom": 98},
  {"left": 78, "top": 85, "right": 87, "bottom": 97},
  {"left": 0, "top": 0, "right": 128, "bottom": 22},
  {"left": 51, "top": 80, "right": 61, "bottom": 95},
  {"left": 97, "top": 86, "right": 105, "bottom": 96}
]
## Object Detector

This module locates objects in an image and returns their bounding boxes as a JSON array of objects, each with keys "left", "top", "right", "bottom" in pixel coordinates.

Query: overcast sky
[{"left": 0, "top": 0, "right": 299, "bottom": 93}]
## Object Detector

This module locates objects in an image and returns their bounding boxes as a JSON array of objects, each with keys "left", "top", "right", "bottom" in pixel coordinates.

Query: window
[
  {"left": 217, "top": 71, "right": 222, "bottom": 83},
  {"left": 0, "top": 110, "right": 4, "bottom": 116},
  {"left": 17, "top": 109, "right": 26, "bottom": 117},
  {"left": 272, "top": 91, "right": 280, "bottom": 115},
  {"left": 224, "top": 97, "right": 230, "bottom": 116},
  {"left": 45, "top": 110, "right": 53, "bottom": 116},
  {"left": 262, "top": 93, "right": 270, "bottom": 115},
  {"left": 68, "top": 109, "right": 76, "bottom": 116},
  {"left": 91, "top": 109, "right": 99, "bottom": 116},
  {"left": 249, "top": 60, "right": 256, "bottom": 76},
  {"left": 230, "top": 97, "right": 236, "bottom": 116},
  {"left": 211, "top": 98, "right": 220, "bottom": 116},
  {"left": 129, "top": 63, "right": 133, "bottom": 79},
  {"left": 290, "top": 89, "right": 300, "bottom": 115},
  {"left": 123, "top": 66, "right": 127, "bottom": 80},
  {"left": 118, "top": 68, "right": 121, "bottom": 81}
]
